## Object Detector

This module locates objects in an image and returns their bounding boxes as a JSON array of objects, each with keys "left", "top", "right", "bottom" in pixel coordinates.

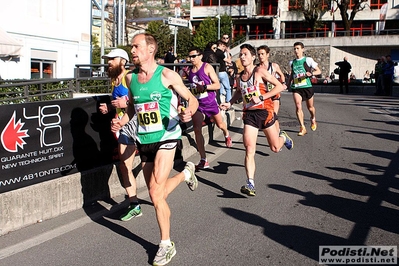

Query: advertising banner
[{"left": 0, "top": 96, "right": 118, "bottom": 193}]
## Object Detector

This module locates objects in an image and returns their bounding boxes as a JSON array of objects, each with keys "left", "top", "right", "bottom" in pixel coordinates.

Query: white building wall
[{"left": 0, "top": 0, "right": 91, "bottom": 80}]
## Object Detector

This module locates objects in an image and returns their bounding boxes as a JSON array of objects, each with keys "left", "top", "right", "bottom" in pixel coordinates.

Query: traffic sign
[{"left": 167, "top": 17, "right": 189, "bottom": 27}]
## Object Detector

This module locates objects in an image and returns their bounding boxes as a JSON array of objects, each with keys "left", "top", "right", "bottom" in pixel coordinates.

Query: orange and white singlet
[{"left": 239, "top": 68, "right": 274, "bottom": 113}]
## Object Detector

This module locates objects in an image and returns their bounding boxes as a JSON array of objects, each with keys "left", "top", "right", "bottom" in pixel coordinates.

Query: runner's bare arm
[
  {"left": 257, "top": 67, "right": 284, "bottom": 99},
  {"left": 204, "top": 63, "right": 221, "bottom": 91},
  {"left": 162, "top": 68, "right": 199, "bottom": 122},
  {"left": 273, "top": 63, "right": 286, "bottom": 83},
  {"left": 220, "top": 76, "right": 241, "bottom": 110}
]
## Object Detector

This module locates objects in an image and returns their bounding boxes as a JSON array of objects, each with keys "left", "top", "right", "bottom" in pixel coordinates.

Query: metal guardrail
[
  {"left": 0, "top": 63, "right": 220, "bottom": 104},
  {"left": 0, "top": 78, "right": 76, "bottom": 104}
]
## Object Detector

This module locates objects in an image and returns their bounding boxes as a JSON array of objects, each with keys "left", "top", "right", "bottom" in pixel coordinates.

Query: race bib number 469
[{"left": 135, "top": 102, "right": 162, "bottom": 133}]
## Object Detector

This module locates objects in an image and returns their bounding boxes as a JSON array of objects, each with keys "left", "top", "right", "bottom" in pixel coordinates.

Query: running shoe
[
  {"left": 185, "top": 162, "right": 198, "bottom": 191},
  {"left": 153, "top": 242, "right": 176, "bottom": 266},
  {"left": 119, "top": 204, "right": 142, "bottom": 221},
  {"left": 240, "top": 182, "right": 256, "bottom": 196},
  {"left": 195, "top": 159, "right": 210, "bottom": 170},
  {"left": 298, "top": 126, "right": 307, "bottom": 136},
  {"left": 225, "top": 136, "right": 232, "bottom": 148},
  {"left": 310, "top": 120, "right": 317, "bottom": 131},
  {"left": 280, "top": 131, "right": 294, "bottom": 150}
]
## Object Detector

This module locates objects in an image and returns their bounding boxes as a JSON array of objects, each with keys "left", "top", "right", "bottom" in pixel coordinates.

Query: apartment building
[
  {"left": 0, "top": 0, "right": 91, "bottom": 80},
  {"left": 190, "top": 0, "right": 399, "bottom": 40}
]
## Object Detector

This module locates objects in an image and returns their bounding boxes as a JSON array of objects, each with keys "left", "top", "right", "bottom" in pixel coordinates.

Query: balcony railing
[
  {"left": 0, "top": 63, "right": 220, "bottom": 104},
  {"left": 246, "top": 29, "right": 399, "bottom": 41}
]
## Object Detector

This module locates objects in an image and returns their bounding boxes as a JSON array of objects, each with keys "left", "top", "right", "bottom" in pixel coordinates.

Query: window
[
  {"left": 288, "top": 0, "right": 300, "bottom": 9},
  {"left": 289, "top": 0, "right": 329, "bottom": 10},
  {"left": 193, "top": 0, "right": 246, "bottom": 6},
  {"left": 370, "top": 0, "right": 387, "bottom": 9},
  {"left": 31, "top": 60, "right": 55, "bottom": 79},
  {"left": 258, "top": 0, "right": 278, "bottom": 15}
]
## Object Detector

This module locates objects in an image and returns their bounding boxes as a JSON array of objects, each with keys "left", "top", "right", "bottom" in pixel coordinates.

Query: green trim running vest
[
  {"left": 291, "top": 57, "right": 312, "bottom": 90},
  {"left": 130, "top": 65, "right": 181, "bottom": 144}
]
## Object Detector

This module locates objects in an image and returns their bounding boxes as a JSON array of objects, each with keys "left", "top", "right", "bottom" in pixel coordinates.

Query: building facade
[
  {"left": 190, "top": 0, "right": 399, "bottom": 40},
  {"left": 0, "top": 0, "right": 92, "bottom": 80}
]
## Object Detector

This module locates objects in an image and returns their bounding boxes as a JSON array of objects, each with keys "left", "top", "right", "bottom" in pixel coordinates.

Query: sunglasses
[
  {"left": 212, "top": 46, "right": 217, "bottom": 50},
  {"left": 188, "top": 54, "right": 200, "bottom": 58},
  {"left": 222, "top": 37, "right": 229, "bottom": 39}
]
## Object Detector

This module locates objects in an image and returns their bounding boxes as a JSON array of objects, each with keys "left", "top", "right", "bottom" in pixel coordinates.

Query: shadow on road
[{"left": 222, "top": 207, "right": 347, "bottom": 262}]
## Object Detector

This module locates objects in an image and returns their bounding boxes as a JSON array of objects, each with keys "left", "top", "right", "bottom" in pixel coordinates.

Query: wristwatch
[
  {"left": 203, "top": 84, "right": 208, "bottom": 90},
  {"left": 259, "top": 95, "right": 264, "bottom": 101}
]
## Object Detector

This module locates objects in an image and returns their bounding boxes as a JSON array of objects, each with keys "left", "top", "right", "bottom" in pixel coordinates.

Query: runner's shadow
[
  {"left": 83, "top": 200, "right": 158, "bottom": 265},
  {"left": 269, "top": 184, "right": 399, "bottom": 236},
  {"left": 212, "top": 161, "right": 242, "bottom": 175},
  {"left": 195, "top": 175, "right": 246, "bottom": 199},
  {"left": 222, "top": 207, "right": 347, "bottom": 262}
]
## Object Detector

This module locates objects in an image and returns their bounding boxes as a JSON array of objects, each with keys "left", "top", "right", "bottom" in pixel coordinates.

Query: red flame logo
[{"left": 1, "top": 111, "right": 29, "bottom": 152}]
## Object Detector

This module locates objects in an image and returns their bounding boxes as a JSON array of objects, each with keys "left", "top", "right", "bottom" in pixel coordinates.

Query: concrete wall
[{"left": 0, "top": 109, "right": 235, "bottom": 236}]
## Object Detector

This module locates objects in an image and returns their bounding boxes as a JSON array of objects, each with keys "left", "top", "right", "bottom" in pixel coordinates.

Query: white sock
[
  {"left": 183, "top": 169, "right": 191, "bottom": 181},
  {"left": 248, "top": 178, "right": 255, "bottom": 187},
  {"left": 160, "top": 239, "right": 172, "bottom": 246}
]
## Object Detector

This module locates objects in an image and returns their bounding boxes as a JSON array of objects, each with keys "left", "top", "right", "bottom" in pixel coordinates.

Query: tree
[
  {"left": 289, "top": 0, "right": 328, "bottom": 36},
  {"left": 193, "top": 17, "right": 218, "bottom": 49},
  {"left": 220, "top": 14, "right": 233, "bottom": 38},
  {"left": 146, "top": 21, "right": 172, "bottom": 59},
  {"left": 333, "top": 0, "right": 368, "bottom": 34},
  {"left": 133, "top": 5, "right": 140, "bottom": 18},
  {"left": 91, "top": 34, "right": 101, "bottom": 65},
  {"left": 176, "top": 27, "right": 193, "bottom": 60}
]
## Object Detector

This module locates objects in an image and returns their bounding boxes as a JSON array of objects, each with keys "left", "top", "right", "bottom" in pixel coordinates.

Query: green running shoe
[
  {"left": 153, "top": 242, "right": 176, "bottom": 266},
  {"left": 120, "top": 204, "right": 142, "bottom": 221},
  {"left": 240, "top": 182, "right": 256, "bottom": 196}
]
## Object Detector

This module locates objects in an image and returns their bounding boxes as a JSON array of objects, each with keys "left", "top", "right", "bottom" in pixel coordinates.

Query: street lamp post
[
  {"left": 217, "top": 0, "right": 220, "bottom": 40},
  {"left": 100, "top": 0, "right": 105, "bottom": 74}
]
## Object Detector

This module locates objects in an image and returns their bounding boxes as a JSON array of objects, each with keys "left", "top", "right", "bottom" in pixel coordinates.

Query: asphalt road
[{"left": 1, "top": 92, "right": 398, "bottom": 266}]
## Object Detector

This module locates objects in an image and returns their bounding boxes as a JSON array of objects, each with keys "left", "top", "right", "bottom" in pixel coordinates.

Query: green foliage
[
  {"left": 146, "top": 21, "right": 172, "bottom": 59},
  {"left": 92, "top": 34, "right": 101, "bottom": 65},
  {"left": 0, "top": 81, "right": 73, "bottom": 104},
  {"left": 192, "top": 14, "right": 232, "bottom": 49},
  {"left": 176, "top": 27, "right": 193, "bottom": 60},
  {"left": 133, "top": 6, "right": 140, "bottom": 18},
  {"left": 220, "top": 14, "right": 233, "bottom": 38},
  {"left": 193, "top": 17, "right": 217, "bottom": 49}
]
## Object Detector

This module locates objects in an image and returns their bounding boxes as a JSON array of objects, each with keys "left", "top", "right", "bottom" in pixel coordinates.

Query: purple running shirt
[{"left": 188, "top": 62, "right": 220, "bottom": 117}]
